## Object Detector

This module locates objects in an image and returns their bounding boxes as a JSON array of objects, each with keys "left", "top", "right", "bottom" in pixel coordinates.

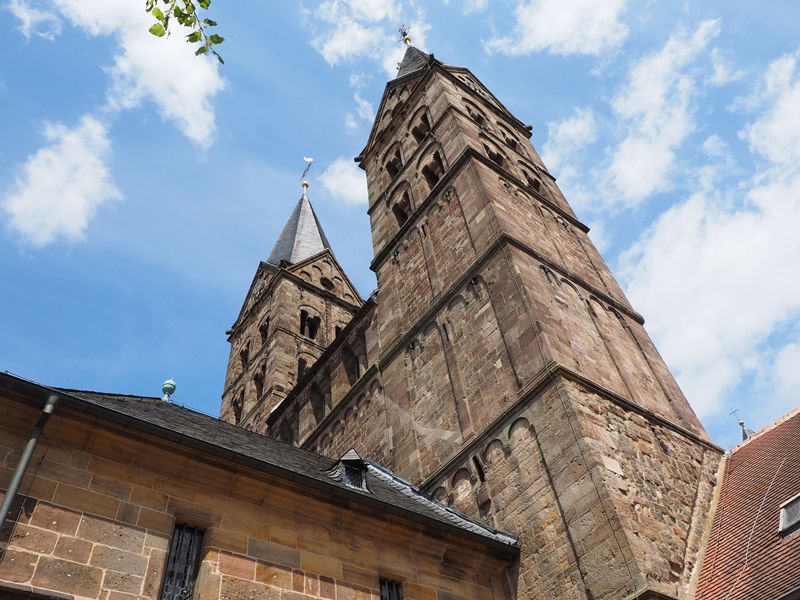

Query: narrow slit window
[{"left": 159, "top": 524, "right": 204, "bottom": 600}]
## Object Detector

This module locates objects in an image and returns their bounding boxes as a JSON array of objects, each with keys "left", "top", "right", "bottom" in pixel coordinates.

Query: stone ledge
[
  {"left": 623, "top": 587, "right": 679, "bottom": 600},
  {"left": 0, "top": 581, "right": 74, "bottom": 600}
]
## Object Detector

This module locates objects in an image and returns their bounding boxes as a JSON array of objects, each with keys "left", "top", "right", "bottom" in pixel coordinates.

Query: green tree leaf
[
  {"left": 209, "top": 34, "right": 224, "bottom": 44},
  {"left": 148, "top": 23, "right": 166, "bottom": 37}
]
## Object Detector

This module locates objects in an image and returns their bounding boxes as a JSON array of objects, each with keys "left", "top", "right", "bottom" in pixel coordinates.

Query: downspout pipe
[{"left": 0, "top": 394, "right": 59, "bottom": 527}]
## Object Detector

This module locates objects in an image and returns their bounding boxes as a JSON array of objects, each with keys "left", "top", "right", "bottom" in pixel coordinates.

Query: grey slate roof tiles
[
  {"left": 23, "top": 381, "right": 518, "bottom": 551},
  {"left": 267, "top": 195, "right": 332, "bottom": 265},
  {"left": 396, "top": 46, "right": 430, "bottom": 79}
]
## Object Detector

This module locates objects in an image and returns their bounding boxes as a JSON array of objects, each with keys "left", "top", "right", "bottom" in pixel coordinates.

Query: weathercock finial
[
  {"left": 301, "top": 157, "right": 314, "bottom": 197},
  {"left": 399, "top": 24, "right": 411, "bottom": 46},
  {"left": 162, "top": 378, "right": 176, "bottom": 402}
]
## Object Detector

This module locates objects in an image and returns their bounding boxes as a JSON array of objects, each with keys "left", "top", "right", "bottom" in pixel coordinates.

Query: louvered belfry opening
[
  {"left": 159, "top": 524, "right": 205, "bottom": 600},
  {"left": 380, "top": 579, "right": 403, "bottom": 600}
]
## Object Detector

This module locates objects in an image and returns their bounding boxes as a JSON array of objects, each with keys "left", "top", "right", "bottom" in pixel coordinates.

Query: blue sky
[{"left": 1, "top": 1, "right": 798, "bottom": 450}]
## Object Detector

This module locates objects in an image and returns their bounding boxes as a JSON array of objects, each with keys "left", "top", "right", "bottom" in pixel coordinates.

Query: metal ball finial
[{"left": 162, "top": 378, "right": 176, "bottom": 402}]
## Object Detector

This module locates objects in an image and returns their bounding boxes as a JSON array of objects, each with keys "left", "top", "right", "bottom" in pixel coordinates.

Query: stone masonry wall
[
  {"left": 422, "top": 377, "right": 720, "bottom": 600},
  {"left": 0, "top": 396, "right": 513, "bottom": 600}
]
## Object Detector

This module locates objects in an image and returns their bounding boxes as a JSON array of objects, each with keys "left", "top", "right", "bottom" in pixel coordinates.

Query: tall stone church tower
[
  {"left": 224, "top": 44, "right": 722, "bottom": 600},
  {"left": 220, "top": 188, "right": 362, "bottom": 434}
]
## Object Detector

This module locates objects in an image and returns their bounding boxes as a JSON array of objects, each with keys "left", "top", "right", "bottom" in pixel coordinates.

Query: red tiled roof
[{"left": 696, "top": 406, "right": 800, "bottom": 600}]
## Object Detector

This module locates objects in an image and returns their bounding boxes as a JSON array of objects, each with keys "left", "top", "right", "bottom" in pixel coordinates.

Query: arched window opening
[
  {"left": 466, "top": 103, "right": 486, "bottom": 127},
  {"left": 411, "top": 113, "right": 431, "bottom": 144},
  {"left": 421, "top": 151, "right": 446, "bottom": 190},
  {"left": 297, "top": 357, "right": 307, "bottom": 381},
  {"left": 525, "top": 172, "right": 541, "bottom": 192},
  {"left": 391, "top": 191, "right": 411, "bottom": 227},
  {"left": 253, "top": 369, "right": 264, "bottom": 400},
  {"left": 342, "top": 345, "right": 360, "bottom": 386},
  {"left": 502, "top": 131, "right": 518, "bottom": 150},
  {"left": 300, "top": 310, "right": 321, "bottom": 340},
  {"left": 484, "top": 144, "right": 504, "bottom": 167},
  {"left": 385, "top": 148, "right": 403, "bottom": 179},
  {"left": 240, "top": 342, "right": 250, "bottom": 370},
  {"left": 259, "top": 319, "right": 270, "bottom": 346},
  {"left": 232, "top": 390, "right": 244, "bottom": 425},
  {"left": 320, "top": 277, "right": 334, "bottom": 291},
  {"left": 472, "top": 456, "right": 486, "bottom": 483}
]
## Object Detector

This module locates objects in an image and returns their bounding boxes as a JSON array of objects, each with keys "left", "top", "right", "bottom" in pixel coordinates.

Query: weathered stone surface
[
  {"left": 78, "top": 514, "right": 145, "bottom": 553},
  {"left": 0, "top": 548, "right": 38, "bottom": 583},
  {"left": 90, "top": 544, "right": 148, "bottom": 575},
  {"left": 32, "top": 556, "right": 102, "bottom": 597}
]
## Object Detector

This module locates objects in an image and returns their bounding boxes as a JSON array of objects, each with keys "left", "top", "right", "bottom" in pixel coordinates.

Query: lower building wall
[
  {"left": 0, "top": 398, "right": 512, "bottom": 600},
  {"left": 424, "top": 376, "right": 721, "bottom": 600}
]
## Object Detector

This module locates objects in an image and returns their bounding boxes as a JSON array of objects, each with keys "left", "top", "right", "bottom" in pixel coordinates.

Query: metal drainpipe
[{"left": 0, "top": 394, "right": 59, "bottom": 526}]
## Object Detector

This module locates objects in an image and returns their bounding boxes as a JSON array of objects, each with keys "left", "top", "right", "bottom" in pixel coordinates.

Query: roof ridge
[{"left": 731, "top": 403, "right": 800, "bottom": 453}]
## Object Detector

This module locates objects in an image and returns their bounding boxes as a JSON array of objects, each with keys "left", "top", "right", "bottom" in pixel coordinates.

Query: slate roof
[
  {"left": 695, "top": 406, "right": 800, "bottom": 600},
  {"left": 0, "top": 372, "right": 517, "bottom": 553},
  {"left": 267, "top": 194, "right": 332, "bottom": 265},
  {"left": 396, "top": 45, "right": 430, "bottom": 78}
]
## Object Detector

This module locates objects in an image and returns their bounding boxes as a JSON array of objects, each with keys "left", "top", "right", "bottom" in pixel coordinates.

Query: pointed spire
[
  {"left": 396, "top": 44, "right": 430, "bottom": 79},
  {"left": 267, "top": 192, "right": 332, "bottom": 266}
]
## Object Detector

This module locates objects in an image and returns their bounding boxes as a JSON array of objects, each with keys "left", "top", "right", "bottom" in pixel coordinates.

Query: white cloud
[
  {"left": 47, "top": 0, "right": 225, "bottom": 146},
  {"left": 7, "top": 0, "right": 61, "bottom": 40},
  {"left": 542, "top": 107, "right": 597, "bottom": 171},
  {"left": 307, "top": 0, "right": 430, "bottom": 77},
  {"left": 2, "top": 115, "right": 121, "bottom": 247},
  {"left": 709, "top": 47, "right": 745, "bottom": 86},
  {"left": 619, "top": 51, "right": 800, "bottom": 418},
  {"left": 444, "top": 0, "right": 487, "bottom": 14},
  {"left": 770, "top": 342, "right": 800, "bottom": 409},
  {"left": 606, "top": 19, "right": 720, "bottom": 206},
  {"left": 320, "top": 158, "right": 368, "bottom": 205},
  {"left": 485, "top": 0, "right": 629, "bottom": 57}
]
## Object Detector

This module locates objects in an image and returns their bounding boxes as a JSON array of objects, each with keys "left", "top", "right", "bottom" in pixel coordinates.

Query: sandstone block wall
[
  {"left": 421, "top": 377, "right": 720, "bottom": 600},
  {"left": 0, "top": 397, "right": 512, "bottom": 600}
]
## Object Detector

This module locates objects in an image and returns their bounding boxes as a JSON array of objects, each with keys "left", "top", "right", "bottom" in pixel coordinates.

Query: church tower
[
  {"left": 219, "top": 185, "right": 362, "bottom": 435},
  {"left": 260, "top": 42, "right": 723, "bottom": 600},
  {"left": 347, "top": 44, "right": 722, "bottom": 600}
]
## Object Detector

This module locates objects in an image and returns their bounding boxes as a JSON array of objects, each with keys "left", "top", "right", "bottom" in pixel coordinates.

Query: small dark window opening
[
  {"left": 159, "top": 524, "right": 204, "bottom": 600},
  {"left": 380, "top": 579, "right": 403, "bottom": 600},
  {"left": 484, "top": 145, "right": 504, "bottom": 167},
  {"left": 259, "top": 319, "right": 270, "bottom": 345},
  {"left": 421, "top": 151, "right": 445, "bottom": 190},
  {"left": 503, "top": 133, "right": 518, "bottom": 150},
  {"left": 467, "top": 106, "right": 485, "bottom": 127},
  {"left": 300, "top": 310, "right": 321, "bottom": 340},
  {"left": 472, "top": 456, "right": 486, "bottom": 483},
  {"left": 320, "top": 277, "right": 334, "bottom": 291},
  {"left": 392, "top": 193, "right": 411, "bottom": 227},
  {"left": 411, "top": 113, "right": 431, "bottom": 144},
  {"left": 385, "top": 148, "right": 402, "bottom": 179},
  {"left": 343, "top": 463, "right": 364, "bottom": 488},
  {"left": 232, "top": 390, "right": 243, "bottom": 425},
  {"left": 526, "top": 173, "right": 541, "bottom": 192},
  {"left": 253, "top": 370, "right": 264, "bottom": 400},
  {"left": 297, "top": 358, "right": 307, "bottom": 381},
  {"left": 335, "top": 325, "right": 342, "bottom": 338},
  {"left": 240, "top": 343, "right": 250, "bottom": 369}
]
